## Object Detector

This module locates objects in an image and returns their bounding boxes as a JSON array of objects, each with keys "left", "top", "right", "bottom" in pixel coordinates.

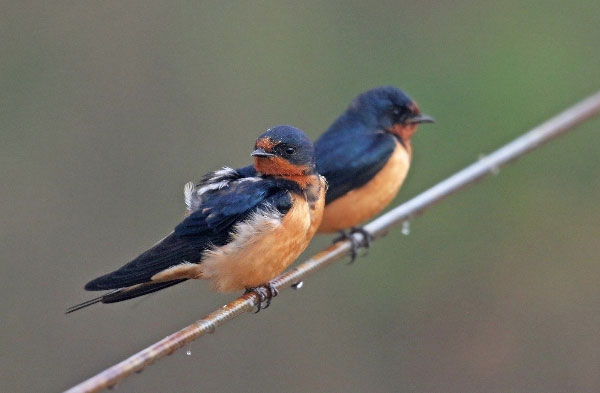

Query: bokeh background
[{"left": 2, "top": 1, "right": 600, "bottom": 392}]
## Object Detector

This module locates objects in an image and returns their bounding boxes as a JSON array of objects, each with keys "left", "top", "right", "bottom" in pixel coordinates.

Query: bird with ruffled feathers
[{"left": 67, "top": 125, "right": 326, "bottom": 313}]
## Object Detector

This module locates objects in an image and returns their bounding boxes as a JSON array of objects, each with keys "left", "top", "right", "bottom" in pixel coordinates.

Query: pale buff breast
[
  {"left": 318, "top": 142, "right": 411, "bottom": 232},
  {"left": 194, "top": 193, "right": 312, "bottom": 292}
]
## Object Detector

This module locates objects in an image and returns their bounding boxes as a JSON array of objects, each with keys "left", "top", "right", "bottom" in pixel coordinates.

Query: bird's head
[
  {"left": 252, "top": 125, "right": 316, "bottom": 179},
  {"left": 349, "top": 86, "right": 434, "bottom": 143}
]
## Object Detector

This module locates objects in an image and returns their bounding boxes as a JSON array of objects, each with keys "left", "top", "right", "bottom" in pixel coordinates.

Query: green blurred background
[{"left": 2, "top": 1, "right": 600, "bottom": 392}]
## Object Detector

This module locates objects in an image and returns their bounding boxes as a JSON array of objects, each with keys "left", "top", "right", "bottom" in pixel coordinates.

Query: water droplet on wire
[
  {"left": 186, "top": 344, "right": 192, "bottom": 356},
  {"left": 478, "top": 153, "right": 500, "bottom": 175},
  {"left": 401, "top": 221, "right": 411, "bottom": 236}
]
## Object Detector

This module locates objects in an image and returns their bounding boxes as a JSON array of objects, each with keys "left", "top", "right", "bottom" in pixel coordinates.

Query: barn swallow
[
  {"left": 67, "top": 125, "right": 326, "bottom": 313},
  {"left": 313, "top": 86, "right": 433, "bottom": 256},
  {"left": 185, "top": 86, "right": 432, "bottom": 260}
]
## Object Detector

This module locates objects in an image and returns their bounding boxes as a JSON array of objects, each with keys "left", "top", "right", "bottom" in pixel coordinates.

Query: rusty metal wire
[{"left": 64, "top": 91, "right": 600, "bottom": 393}]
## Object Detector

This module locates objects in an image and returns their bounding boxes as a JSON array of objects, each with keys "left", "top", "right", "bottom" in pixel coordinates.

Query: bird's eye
[
  {"left": 391, "top": 107, "right": 408, "bottom": 122},
  {"left": 285, "top": 147, "right": 296, "bottom": 155}
]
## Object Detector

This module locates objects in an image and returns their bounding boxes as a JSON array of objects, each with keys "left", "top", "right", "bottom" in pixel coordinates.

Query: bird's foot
[
  {"left": 245, "top": 282, "right": 279, "bottom": 313},
  {"left": 333, "top": 227, "right": 373, "bottom": 264}
]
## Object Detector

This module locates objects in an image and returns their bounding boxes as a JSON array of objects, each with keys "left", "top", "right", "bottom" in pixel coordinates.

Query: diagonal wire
[{"left": 64, "top": 91, "right": 600, "bottom": 393}]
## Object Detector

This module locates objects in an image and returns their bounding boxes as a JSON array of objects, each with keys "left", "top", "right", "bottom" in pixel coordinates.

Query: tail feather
[
  {"left": 101, "top": 279, "right": 187, "bottom": 303},
  {"left": 65, "top": 289, "right": 121, "bottom": 314},
  {"left": 65, "top": 279, "right": 188, "bottom": 314}
]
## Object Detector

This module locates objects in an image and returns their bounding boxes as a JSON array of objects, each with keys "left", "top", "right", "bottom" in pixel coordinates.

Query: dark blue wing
[
  {"left": 315, "top": 131, "right": 397, "bottom": 203},
  {"left": 85, "top": 180, "right": 292, "bottom": 291},
  {"left": 175, "top": 179, "right": 291, "bottom": 236},
  {"left": 84, "top": 233, "right": 200, "bottom": 290},
  {"left": 236, "top": 165, "right": 257, "bottom": 177},
  {"left": 101, "top": 279, "right": 188, "bottom": 303},
  {"left": 185, "top": 166, "right": 259, "bottom": 212}
]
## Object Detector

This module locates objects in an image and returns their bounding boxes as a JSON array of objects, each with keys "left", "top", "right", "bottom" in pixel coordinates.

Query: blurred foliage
[{"left": 1, "top": 1, "right": 599, "bottom": 392}]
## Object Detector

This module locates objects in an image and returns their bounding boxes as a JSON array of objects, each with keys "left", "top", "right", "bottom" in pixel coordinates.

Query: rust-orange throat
[{"left": 252, "top": 137, "right": 316, "bottom": 189}]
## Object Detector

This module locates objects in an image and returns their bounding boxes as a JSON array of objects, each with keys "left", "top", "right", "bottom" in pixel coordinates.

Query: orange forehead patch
[
  {"left": 256, "top": 138, "right": 278, "bottom": 151},
  {"left": 409, "top": 102, "right": 420, "bottom": 114}
]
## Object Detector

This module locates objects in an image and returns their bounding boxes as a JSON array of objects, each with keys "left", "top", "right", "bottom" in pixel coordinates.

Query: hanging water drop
[
  {"left": 292, "top": 281, "right": 303, "bottom": 290},
  {"left": 401, "top": 220, "right": 411, "bottom": 236},
  {"left": 186, "top": 344, "right": 192, "bottom": 356},
  {"left": 479, "top": 153, "right": 500, "bottom": 175}
]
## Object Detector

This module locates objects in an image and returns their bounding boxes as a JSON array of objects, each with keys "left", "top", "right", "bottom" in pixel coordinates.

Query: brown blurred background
[{"left": 2, "top": 1, "right": 600, "bottom": 392}]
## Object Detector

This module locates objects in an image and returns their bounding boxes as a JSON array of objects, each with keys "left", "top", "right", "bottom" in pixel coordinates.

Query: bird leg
[
  {"left": 245, "top": 282, "right": 279, "bottom": 313},
  {"left": 333, "top": 227, "right": 373, "bottom": 263}
]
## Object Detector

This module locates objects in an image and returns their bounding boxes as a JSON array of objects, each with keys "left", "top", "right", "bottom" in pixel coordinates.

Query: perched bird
[
  {"left": 187, "top": 87, "right": 433, "bottom": 258},
  {"left": 313, "top": 86, "right": 433, "bottom": 252},
  {"left": 67, "top": 125, "right": 326, "bottom": 313}
]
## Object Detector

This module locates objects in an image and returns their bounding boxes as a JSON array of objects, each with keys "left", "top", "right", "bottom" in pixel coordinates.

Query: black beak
[
  {"left": 251, "top": 148, "right": 275, "bottom": 158},
  {"left": 408, "top": 113, "right": 435, "bottom": 124}
]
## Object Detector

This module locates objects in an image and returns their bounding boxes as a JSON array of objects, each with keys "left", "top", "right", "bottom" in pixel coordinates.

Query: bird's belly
[
  {"left": 198, "top": 194, "right": 312, "bottom": 292},
  {"left": 318, "top": 144, "right": 410, "bottom": 232}
]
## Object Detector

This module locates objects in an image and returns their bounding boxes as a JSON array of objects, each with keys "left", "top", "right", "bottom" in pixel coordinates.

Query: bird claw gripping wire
[
  {"left": 246, "top": 282, "right": 279, "bottom": 313},
  {"left": 333, "top": 227, "right": 373, "bottom": 263}
]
